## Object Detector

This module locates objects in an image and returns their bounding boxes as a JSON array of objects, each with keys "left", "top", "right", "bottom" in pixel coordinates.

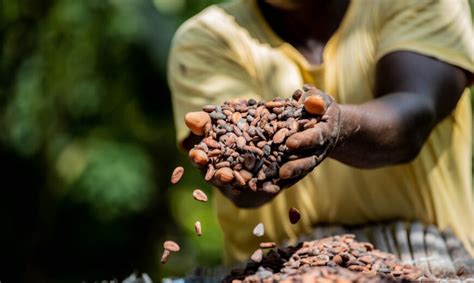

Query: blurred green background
[
  {"left": 0, "top": 0, "right": 473, "bottom": 282},
  {"left": 0, "top": 0, "right": 226, "bottom": 282}
]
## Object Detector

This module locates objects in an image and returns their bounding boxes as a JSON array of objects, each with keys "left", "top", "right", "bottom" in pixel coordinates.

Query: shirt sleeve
[
  {"left": 168, "top": 7, "right": 262, "bottom": 144},
  {"left": 376, "top": 0, "right": 474, "bottom": 76}
]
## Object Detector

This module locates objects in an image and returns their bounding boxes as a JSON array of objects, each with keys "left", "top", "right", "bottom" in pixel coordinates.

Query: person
[{"left": 168, "top": 0, "right": 474, "bottom": 264}]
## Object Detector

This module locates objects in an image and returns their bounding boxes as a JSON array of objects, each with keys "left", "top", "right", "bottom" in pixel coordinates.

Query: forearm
[{"left": 329, "top": 92, "right": 437, "bottom": 168}]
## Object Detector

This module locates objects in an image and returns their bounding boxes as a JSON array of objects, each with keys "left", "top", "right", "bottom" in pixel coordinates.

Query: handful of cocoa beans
[{"left": 186, "top": 85, "right": 330, "bottom": 194}]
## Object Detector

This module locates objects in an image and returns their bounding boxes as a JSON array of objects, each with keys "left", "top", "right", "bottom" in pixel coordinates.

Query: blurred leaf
[{"left": 70, "top": 139, "right": 155, "bottom": 220}]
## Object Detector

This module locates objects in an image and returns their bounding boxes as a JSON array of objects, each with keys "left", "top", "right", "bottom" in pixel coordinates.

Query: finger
[
  {"left": 285, "top": 126, "right": 326, "bottom": 151},
  {"left": 184, "top": 111, "right": 211, "bottom": 136},
  {"left": 279, "top": 156, "right": 317, "bottom": 179},
  {"left": 286, "top": 108, "right": 340, "bottom": 151}
]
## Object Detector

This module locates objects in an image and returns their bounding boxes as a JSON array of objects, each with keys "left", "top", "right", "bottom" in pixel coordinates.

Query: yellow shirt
[{"left": 168, "top": 0, "right": 474, "bottom": 263}]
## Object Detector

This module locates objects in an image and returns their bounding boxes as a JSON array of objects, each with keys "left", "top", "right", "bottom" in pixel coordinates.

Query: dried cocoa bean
[
  {"left": 250, "top": 249, "right": 263, "bottom": 263},
  {"left": 289, "top": 207, "right": 301, "bottom": 224},
  {"left": 163, "top": 240, "right": 180, "bottom": 252},
  {"left": 204, "top": 164, "right": 215, "bottom": 181},
  {"left": 160, "top": 249, "right": 170, "bottom": 264},
  {"left": 215, "top": 167, "right": 234, "bottom": 184},
  {"left": 262, "top": 182, "right": 280, "bottom": 194},
  {"left": 253, "top": 223, "right": 264, "bottom": 237},
  {"left": 259, "top": 242, "right": 277, "bottom": 249},
  {"left": 184, "top": 111, "right": 211, "bottom": 135},
  {"left": 202, "top": 104, "right": 216, "bottom": 112},
  {"left": 304, "top": 94, "right": 326, "bottom": 115},
  {"left": 233, "top": 170, "right": 246, "bottom": 186},
  {"left": 273, "top": 128, "right": 289, "bottom": 144},
  {"left": 189, "top": 149, "right": 208, "bottom": 167},
  {"left": 192, "top": 189, "right": 208, "bottom": 202},
  {"left": 170, "top": 166, "right": 184, "bottom": 184},
  {"left": 194, "top": 221, "right": 202, "bottom": 236}
]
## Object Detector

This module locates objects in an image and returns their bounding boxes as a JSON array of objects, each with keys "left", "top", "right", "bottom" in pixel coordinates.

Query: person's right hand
[{"left": 184, "top": 109, "right": 283, "bottom": 207}]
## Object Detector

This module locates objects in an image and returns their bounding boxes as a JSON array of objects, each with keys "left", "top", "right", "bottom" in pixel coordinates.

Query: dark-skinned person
[{"left": 168, "top": 0, "right": 474, "bottom": 264}]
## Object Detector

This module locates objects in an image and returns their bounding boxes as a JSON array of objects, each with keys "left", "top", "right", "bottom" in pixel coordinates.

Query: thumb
[{"left": 184, "top": 111, "right": 211, "bottom": 136}]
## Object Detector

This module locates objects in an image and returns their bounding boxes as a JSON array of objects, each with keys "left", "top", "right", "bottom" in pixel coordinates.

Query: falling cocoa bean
[
  {"left": 170, "top": 166, "right": 184, "bottom": 184},
  {"left": 289, "top": 207, "right": 301, "bottom": 224},
  {"left": 160, "top": 249, "right": 170, "bottom": 264},
  {"left": 192, "top": 189, "right": 208, "bottom": 202},
  {"left": 194, "top": 221, "right": 202, "bottom": 236},
  {"left": 163, "top": 240, "right": 180, "bottom": 252},
  {"left": 253, "top": 223, "right": 265, "bottom": 237},
  {"left": 250, "top": 249, "right": 263, "bottom": 263},
  {"left": 259, "top": 242, "right": 277, "bottom": 249}
]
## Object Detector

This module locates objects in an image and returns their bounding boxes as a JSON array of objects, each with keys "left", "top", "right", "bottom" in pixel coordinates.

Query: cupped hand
[
  {"left": 278, "top": 86, "right": 341, "bottom": 181},
  {"left": 183, "top": 86, "right": 342, "bottom": 208}
]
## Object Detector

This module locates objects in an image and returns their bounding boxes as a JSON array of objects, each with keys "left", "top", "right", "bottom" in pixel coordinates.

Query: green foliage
[
  {"left": 70, "top": 139, "right": 155, "bottom": 219},
  {"left": 0, "top": 0, "right": 226, "bottom": 281}
]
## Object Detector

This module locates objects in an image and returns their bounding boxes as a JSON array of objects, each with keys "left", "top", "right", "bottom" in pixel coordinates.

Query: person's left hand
[{"left": 276, "top": 86, "right": 342, "bottom": 187}]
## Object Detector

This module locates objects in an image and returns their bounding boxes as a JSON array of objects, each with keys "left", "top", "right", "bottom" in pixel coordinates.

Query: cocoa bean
[
  {"left": 184, "top": 111, "right": 211, "bottom": 135},
  {"left": 202, "top": 104, "right": 216, "bottom": 112},
  {"left": 192, "top": 189, "right": 208, "bottom": 202},
  {"left": 194, "top": 221, "right": 202, "bottom": 236},
  {"left": 273, "top": 128, "right": 289, "bottom": 144},
  {"left": 265, "top": 100, "right": 286, "bottom": 108},
  {"left": 236, "top": 136, "right": 246, "bottom": 149},
  {"left": 189, "top": 148, "right": 208, "bottom": 167},
  {"left": 223, "top": 109, "right": 232, "bottom": 117},
  {"left": 170, "top": 166, "right": 184, "bottom": 184},
  {"left": 163, "top": 240, "right": 180, "bottom": 252},
  {"left": 160, "top": 249, "right": 170, "bottom": 264},
  {"left": 203, "top": 137, "right": 221, "bottom": 149},
  {"left": 262, "top": 182, "right": 280, "bottom": 194},
  {"left": 215, "top": 161, "right": 231, "bottom": 169},
  {"left": 215, "top": 167, "right": 234, "bottom": 184},
  {"left": 292, "top": 89, "right": 303, "bottom": 100},
  {"left": 259, "top": 242, "right": 277, "bottom": 249},
  {"left": 243, "top": 145, "right": 264, "bottom": 156},
  {"left": 239, "top": 170, "right": 252, "bottom": 182},
  {"left": 208, "top": 149, "right": 221, "bottom": 157},
  {"left": 210, "top": 111, "right": 226, "bottom": 120},
  {"left": 250, "top": 249, "right": 263, "bottom": 263},
  {"left": 248, "top": 178, "right": 258, "bottom": 191},
  {"left": 233, "top": 170, "right": 246, "bottom": 186},
  {"left": 243, "top": 154, "right": 256, "bottom": 170},
  {"left": 204, "top": 164, "right": 215, "bottom": 181},
  {"left": 304, "top": 94, "right": 326, "bottom": 115},
  {"left": 288, "top": 207, "right": 301, "bottom": 224},
  {"left": 253, "top": 223, "right": 265, "bottom": 237}
]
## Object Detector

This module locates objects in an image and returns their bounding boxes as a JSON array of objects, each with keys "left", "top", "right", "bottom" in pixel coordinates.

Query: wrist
[{"left": 329, "top": 104, "right": 361, "bottom": 159}]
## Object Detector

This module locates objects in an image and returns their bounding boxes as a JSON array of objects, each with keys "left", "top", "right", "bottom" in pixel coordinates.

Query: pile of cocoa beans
[
  {"left": 224, "top": 234, "right": 434, "bottom": 282},
  {"left": 187, "top": 85, "right": 327, "bottom": 193}
]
